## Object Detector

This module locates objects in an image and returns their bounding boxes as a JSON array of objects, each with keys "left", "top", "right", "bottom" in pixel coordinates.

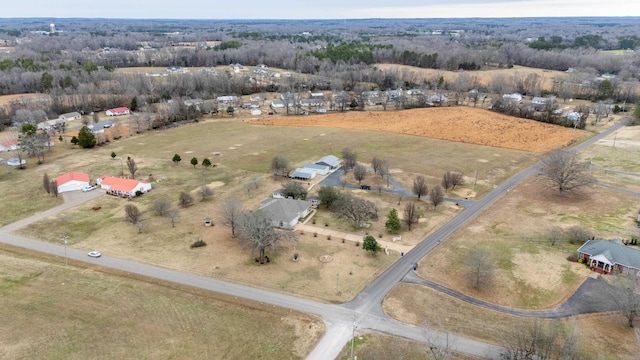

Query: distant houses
[
  {"left": 0, "top": 140, "right": 19, "bottom": 152},
  {"left": 59, "top": 112, "right": 82, "bottom": 122},
  {"left": 105, "top": 107, "right": 130, "bottom": 116}
]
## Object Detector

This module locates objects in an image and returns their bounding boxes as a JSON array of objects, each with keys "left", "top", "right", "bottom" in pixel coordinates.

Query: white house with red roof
[
  {"left": 0, "top": 140, "right": 19, "bottom": 152},
  {"left": 55, "top": 172, "right": 91, "bottom": 193},
  {"left": 105, "top": 107, "right": 130, "bottom": 116},
  {"left": 97, "top": 175, "right": 151, "bottom": 198}
]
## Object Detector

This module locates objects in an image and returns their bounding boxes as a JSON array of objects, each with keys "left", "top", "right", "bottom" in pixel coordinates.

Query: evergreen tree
[
  {"left": 191, "top": 157, "right": 198, "bottom": 168},
  {"left": 77, "top": 126, "right": 96, "bottom": 148},
  {"left": 172, "top": 154, "right": 182, "bottom": 164},
  {"left": 362, "top": 235, "right": 381, "bottom": 255},
  {"left": 385, "top": 208, "right": 401, "bottom": 233}
]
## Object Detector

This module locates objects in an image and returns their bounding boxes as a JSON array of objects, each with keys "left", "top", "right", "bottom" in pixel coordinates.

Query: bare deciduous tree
[
  {"left": 43, "top": 172, "right": 50, "bottom": 194},
  {"left": 178, "top": 191, "right": 194, "bottom": 208},
  {"left": 610, "top": 275, "right": 640, "bottom": 328},
  {"left": 124, "top": 204, "right": 142, "bottom": 225},
  {"left": 332, "top": 194, "right": 378, "bottom": 228},
  {"left": 353, "top": 164, "right": 367, "bottom": 185},
  {"left": 501, "top": 319, "right": 579, "bottom": 360},
  {"left": 450, "top": 171, "right": 464, "bottom": 189},
  {"left": 412, "top": 175, "right": 428, "bottom": 199},
  {"left": 342, "top": 148, "right": 357, "bottom": 172},
  {"left": 270, "top": 154, "right": 290, "bottom": 177},
  {"left": 441, "top": 172, "right": 453, "bottom": 192},
  {"left": 199, "top": 185, "right": 214, "bottom": 200},
  {"left": 548, "top": 226, "right": 565, "bottom": 245},
  {"left": 237, "top": 210, "right": 297, "bottom": 264},
  {"left": 152, "top": 198, "right": 172, "bottom": 216},
  {"left": 466, "top": 248, "right": 494, "bottom": 289},
  {"left": 403, "top": 202, "right": 419, "bottom": 230},
  {"left": 221, "top": 196, "right": 244, "bottom": 237},
  {"left": 371, "top": 156, "right": 384, "bottom": 175},
  {"left": 540, "top": 149, "right": 593, "bottom": 196},
  {"left": 441, "top": 171, "right": 464, "bottom": 191},
  {"left": 50, "top": 180, "right": 58, "bottom": 197},
  {"left": 429, "top": 185, "right": 444, "bottom": 209},
  {"left": 566, "top": 225, "right": 592, "bottom": 244},
  {"left": 126, "top": 156, "right": 138, "bottom": 179},
  {"left": 167, "top": 209, "right": 179, "bottom": 228}
]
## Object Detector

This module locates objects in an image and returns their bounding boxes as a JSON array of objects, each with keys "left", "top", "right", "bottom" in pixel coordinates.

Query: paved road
[
  {"left": 0, "top": 120, "right": 628, "bottom": 360},
  {"left": 402, "top": 271, "right": 620, "bottom": 318}
]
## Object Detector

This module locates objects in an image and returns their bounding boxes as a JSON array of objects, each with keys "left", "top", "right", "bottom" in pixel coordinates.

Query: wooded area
[{"left": 1, "top": 17, "right": 639, "bottom": 129}]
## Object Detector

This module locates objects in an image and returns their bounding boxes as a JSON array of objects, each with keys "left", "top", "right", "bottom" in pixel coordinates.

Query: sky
[{"left": 1, "top": 0, "right": 637, "bottom": 19}]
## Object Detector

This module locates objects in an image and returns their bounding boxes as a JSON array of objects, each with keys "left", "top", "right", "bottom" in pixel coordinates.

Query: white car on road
[
  {"left": 83, "top": 185, "right": 97, "bottom": 192},
  {"left": 87, "top": 251, "right": 101, "bottom": 258}
]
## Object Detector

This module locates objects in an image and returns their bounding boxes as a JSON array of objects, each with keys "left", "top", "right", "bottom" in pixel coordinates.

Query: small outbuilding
[
  {"left": 290, "top": 168, "right": 316, "bottom": 180},
  {"left": 303, "top": 163, "right": 330, "bottom": 175},
  {"left": 315, "top": 155, "right": 341, "bottom": 170},
  {"left": 55, "top": 172, "right": 91, "bottom": 193}
]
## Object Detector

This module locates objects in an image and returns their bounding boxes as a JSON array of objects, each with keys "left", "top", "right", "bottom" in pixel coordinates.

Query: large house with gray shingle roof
[
  {"left": 258, "top": 198, "right": 313, "bottom": 229},
  {"left": 577, "top": 239, "right": 640, "bottom": 275}
]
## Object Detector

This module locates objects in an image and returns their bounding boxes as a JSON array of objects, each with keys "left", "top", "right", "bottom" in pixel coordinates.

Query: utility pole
[
  {"left": 473, "top": 166, "right": 478, "bottom": 190},
  {"left": 336, "top": 273, "right": 339, "bottom": 293},
  {"left": 62, "top": 236, "right": 68, "bottom": 266},
  {"left": 613, "top": 133, "right": 617, "bottom": 148},
  {"left": 350, "top": 315, "right": 357, "bottom": 360}
]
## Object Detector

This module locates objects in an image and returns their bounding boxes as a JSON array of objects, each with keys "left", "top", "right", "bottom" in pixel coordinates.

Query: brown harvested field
[
  {"left": 251, "top": 107, "right": 586, "bottom": 153},
  {"left": 0, "top": 249, "right": 323, "bottom": 360},
  {"left": 375, "top": 64, "right": 569, "bottom": 91}
]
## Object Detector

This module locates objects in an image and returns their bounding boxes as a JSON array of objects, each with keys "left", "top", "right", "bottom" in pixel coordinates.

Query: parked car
[
  {"left": 87, "top": 251, "right": 102, "bottom": 258},
  {"left": 360, "top": 184, "right": 371, "bottom": 190},
  {"left": 83, "top": 185, "right": 96, "bottom": 192}
]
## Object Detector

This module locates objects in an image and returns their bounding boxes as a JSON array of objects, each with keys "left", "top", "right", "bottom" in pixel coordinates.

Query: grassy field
[
  {"left": 335, "top": 332, "right": 480, "bottom": 360},
  {"left": 383, "top": 284, "right": 640, "bottom": 360},
  {"left": 374, "top": 64, "right": 569, "bottom": 92},
  {"left": 414, "top": 177, "right": 639, "bottom": 310},
  {"left": 580, "top": 125, "right": 640, "bottom": 194},
  {"left": 0, "top": 249, "right": 323, "bottom": 359}
]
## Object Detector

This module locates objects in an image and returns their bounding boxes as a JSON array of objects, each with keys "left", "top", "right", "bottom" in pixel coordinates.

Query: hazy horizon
[{"left": 2, "top": 0, "right": 638, "bottom": 20}]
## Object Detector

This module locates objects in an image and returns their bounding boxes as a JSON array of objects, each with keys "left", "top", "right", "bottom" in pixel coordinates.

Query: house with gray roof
[
  {"left": 577, "top": 239, "right": 640, "bottom": 275},
  {"left": 89, "top": 120, "right": 114, "bottom": 134},
  {"left": 258, "top": 198, "right": 313, "bottom": 229},
  {"left": 316, "top": 155, "right": 341, "bottom": 169}
]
